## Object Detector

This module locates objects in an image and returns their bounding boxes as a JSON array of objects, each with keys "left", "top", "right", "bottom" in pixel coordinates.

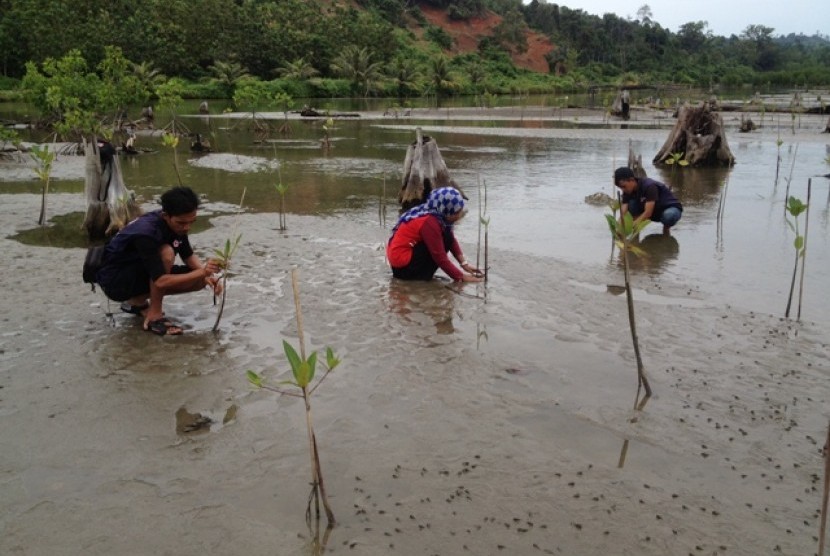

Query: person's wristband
[{"left": 459, "top": 259, "right": 468, "bottom": 266}]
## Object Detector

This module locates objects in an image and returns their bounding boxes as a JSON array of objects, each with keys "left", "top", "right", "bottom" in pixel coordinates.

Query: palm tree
[
  {"left": 428, "top": 56, "right": 457, "bottom": 107},
  {"left": 277, "top": 57, "right": 320, "bottom": 80},
  {"left": 330, "top": 46, "right": 384, "bottom": 98},
  {"left": 387, "top": 57, "right": 421, "bottom": 101},
  {"left": 209, "top": 61, "right": 251, "bottom": 97},
  {"left": 467, "top": 60, "right": 486, "bottom": 98},
  {"left": 131, "top": 61, "right": 166, "bottom": 99}
]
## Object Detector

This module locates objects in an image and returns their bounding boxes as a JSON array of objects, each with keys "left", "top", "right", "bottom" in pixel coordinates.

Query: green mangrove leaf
[
  {"left": 283, "top": 340, "right": 302, "bottom": 379},
  {"left": 794, "top": 236, "right": 804, "bottom": 251},
  {"left": 622, "top": 212, "right": 635, "bottom": 236},
  {"left": 307, "top": 351, "right": 318, "bottom": 384},
  {"left": 246, "top": 370, "right": 263, "bottom": 387},
  {"left": 295, "top": 361, "right": 311, "bottom": 388},
  {"left": 633, "top": 219, "right": 650, "bottom": 236},
  {"left": 325, "top": 347, "right": 340, "bottom": 371},
  {"left": 605, "top": 214, "right": 619, "bottom": 236},
  {"left": 628, "top": 244, "right": 646, "bottom": 257}
]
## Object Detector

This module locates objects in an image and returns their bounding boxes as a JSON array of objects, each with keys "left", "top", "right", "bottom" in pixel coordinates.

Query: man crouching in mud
[
  {"left": 614, "top": 166, "right": 683, "bottom": 236},
  {"left": 96, "top": 186, "right": 222, "bottom": 336}
]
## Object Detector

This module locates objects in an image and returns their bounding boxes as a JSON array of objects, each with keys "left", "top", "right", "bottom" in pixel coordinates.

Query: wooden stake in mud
[
  {"left": 820, "top": 420, "right": 830, "bottom": 556},
  {"left": 796, "top": 178, "right": 811, "bottom": 321}
]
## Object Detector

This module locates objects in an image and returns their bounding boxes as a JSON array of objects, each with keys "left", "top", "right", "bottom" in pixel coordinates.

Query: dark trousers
[{"left": 392, "top": 228, "right": 453, "bottom": 281}]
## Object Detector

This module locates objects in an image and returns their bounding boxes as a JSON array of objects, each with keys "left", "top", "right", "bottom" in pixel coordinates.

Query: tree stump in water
[
  {"left": 653, "top": 102, "right": 735, "bottom": 167},
  {"left": 399, "top": 128, "right": 466, "bottom": 211}
]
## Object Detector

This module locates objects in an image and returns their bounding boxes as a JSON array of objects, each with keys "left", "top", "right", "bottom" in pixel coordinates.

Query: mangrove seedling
[
  {"left": 30, "top": 144, "right": 55, "bottom": 226},
  {"left": 247, "top": 270, "right": 341, "bottom": 527},
  {"left": 275, "top": 175, "right": 288, "bottom": 231},
  {"left": 796, "top": 180, "right": 812, "bottom": 322},
  {"left": 664, "top": 151, "right": 688, "bottom": 175},
  {"left": 605, "top": 204, "right": 653, "bottom": 403},
  {"left": 161, "top": 132, "right": 183, "bottom": 186},
  {"left": 321, "top": 117, "right": 334, "bottom": 150},
  {"left": 211, "top": 234, "right": 242, "bottom": 332},
  {"left": 784, "top": 195, "right": 808, "bottom": 319},
  {"left": 774, "top": 137, "right": 783, "bottom": 188}
]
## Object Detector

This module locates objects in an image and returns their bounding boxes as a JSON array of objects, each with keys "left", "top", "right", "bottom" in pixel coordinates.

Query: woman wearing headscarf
[{"left": 387, "top": 187, "right": 484, "bottom": 282}]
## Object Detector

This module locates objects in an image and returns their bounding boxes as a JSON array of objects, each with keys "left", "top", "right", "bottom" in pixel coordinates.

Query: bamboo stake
[
  {"left": 476, "top": 174, "right": 482, "bottom": 270},
  {"left": 796, "top": 179, "right": 811, "bottom": 321},
  {"left": 820, "top": 420, "right": 830, "bottom": 556}
]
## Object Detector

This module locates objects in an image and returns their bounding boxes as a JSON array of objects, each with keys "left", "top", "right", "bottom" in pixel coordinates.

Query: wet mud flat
[{"left": 1, "top": 193, "right": 829, "bottom": 556}]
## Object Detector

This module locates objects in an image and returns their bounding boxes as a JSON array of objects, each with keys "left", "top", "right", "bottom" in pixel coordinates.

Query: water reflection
[
  {"left": 614, "top": 233, "right": 680, "bottom": 275},
  {"left": 654, "top": 166, "right": 732, "bottom": 206},
  {"left": 386, "top": 279, "right": 457, "bottom": 335}
]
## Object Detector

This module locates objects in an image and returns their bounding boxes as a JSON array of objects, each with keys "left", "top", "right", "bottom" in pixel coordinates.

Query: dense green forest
[{"left": 0, "top": 0, "right": 828, "bottom": 102}]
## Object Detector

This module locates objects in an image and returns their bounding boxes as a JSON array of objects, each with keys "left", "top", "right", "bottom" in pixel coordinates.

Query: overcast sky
[{"left": 523, "top": 1, "right": 829, "bottom": 38}]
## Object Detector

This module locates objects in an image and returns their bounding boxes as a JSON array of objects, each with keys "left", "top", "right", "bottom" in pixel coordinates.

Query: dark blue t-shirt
[
  {"left": 622, "top": 177, "right": 682, "bottom": 221},
  {"left": 96, "top": 210, "right": 193, "bottom": 287}
]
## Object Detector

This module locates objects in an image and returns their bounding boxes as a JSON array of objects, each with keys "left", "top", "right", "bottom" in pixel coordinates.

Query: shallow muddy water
[{"left": 1, "top": 105, "right": 829, "bottom": 556}]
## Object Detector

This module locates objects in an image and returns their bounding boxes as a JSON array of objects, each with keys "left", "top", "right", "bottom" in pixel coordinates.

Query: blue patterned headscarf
[{"left": 392, "top": 187, "right": 466, "bottom": 233}]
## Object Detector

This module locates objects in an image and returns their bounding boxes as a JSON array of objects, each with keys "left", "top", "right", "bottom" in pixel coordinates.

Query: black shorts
[{"left": 101, "top": 262, "right": 191, "bottom": 301}]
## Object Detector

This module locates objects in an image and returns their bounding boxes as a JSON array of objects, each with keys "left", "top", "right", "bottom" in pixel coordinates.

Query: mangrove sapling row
[
  {"left": 784, "top": 195, "right": 808, "bottom": 319},
  {"left": 30, "top": 144, "right": 55, "bottom": 226},
  {"left": 247, "top": 270, "right": 341, "bottom": 527},
  {"left": 605, "top": 203, "right": 653, "bottom": 402}
]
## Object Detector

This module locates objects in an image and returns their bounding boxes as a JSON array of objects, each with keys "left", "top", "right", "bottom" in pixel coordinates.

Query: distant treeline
[{"left": 0, "top": 0, "right": 828, "bottom": 97}]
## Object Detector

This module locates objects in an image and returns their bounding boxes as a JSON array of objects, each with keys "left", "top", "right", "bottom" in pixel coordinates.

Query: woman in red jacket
[{"left": 387, "top": 187, "right": 484, "bottom": 282}]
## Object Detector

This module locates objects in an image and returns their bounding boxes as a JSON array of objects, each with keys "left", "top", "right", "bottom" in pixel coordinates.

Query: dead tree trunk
[
  {"left": 654, "top": 102, "right": 735, "bottom": 167},
  {"left": 399, "top": 128, "right": 466, "bottom": 211},
  {"left": 83, "top": 137, "right": 142, "bottom": 240}
]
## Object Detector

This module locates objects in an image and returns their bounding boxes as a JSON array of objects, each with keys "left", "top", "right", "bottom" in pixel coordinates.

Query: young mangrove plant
[
  {"left": 321, "top": 117, "right": 334, "bottom": 150},
  {"left": 161, "top": 132, "right": 183, "bottom": 186},
  {"left": 784, "top": 195, "right": 808, "bottom": 319},
  {"left": 212, "top": 188, "right": 246, "bottom": 331},
  {"left": 605, "top": 203, "right": 653, "bottom": 404},
  {"left": 476, "top": 176, "right": 489, "bottom": 280},
  {"left": 211, "top": 234, "right": 242, "bottom": 332},
  {"left": 796, "top": 180, "right": 812, "bottom": 322},
  {"left": 247, "top": 270, "right": 341, "bottom": 527},
  {"left": 30, "top": 144, "right": 55, "bottom": 226},
  {"left": 783, "top": 143, "right": 800, "bottom": 216},
  {"left": 275, "top": 173, "right": 288, "bottom": 231},
  {"left": 664, "top": 151, "right": 688, "bottom": 176},
  {"left": 774, "top": 137, "right": 783, "bottom": 189}
]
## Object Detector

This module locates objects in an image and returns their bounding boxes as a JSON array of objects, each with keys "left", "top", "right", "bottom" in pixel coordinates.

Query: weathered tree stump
[
  {"left": 654, "top": 102, "right": 735, "bottom": 167},
  {"left": 739, "top": 115, "right": 757, "bottom": 133},
  {"left": 399, "top": 128, "right": 466, "bottom": 211},
  {"left": 83, "top": 137, "right": 142, "bottom": 240}
]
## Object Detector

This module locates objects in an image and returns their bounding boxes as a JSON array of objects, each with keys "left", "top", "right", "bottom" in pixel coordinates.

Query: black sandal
[{"left": 144, "top": 318, "right": 183, "bottom": 336}]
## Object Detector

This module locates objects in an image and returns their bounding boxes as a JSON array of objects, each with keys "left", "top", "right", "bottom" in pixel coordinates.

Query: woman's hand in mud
[
  {"left": 461, "top": 262, "right": 484, "bottom": 280},
  {"left": 461, "top": 272, "right": 483, "bottom": 283}
]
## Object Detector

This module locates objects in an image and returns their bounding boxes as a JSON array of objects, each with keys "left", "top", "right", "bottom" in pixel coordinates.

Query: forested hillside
[{"left": 0, "top": 0, "right": 828, "bottom": 97}]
